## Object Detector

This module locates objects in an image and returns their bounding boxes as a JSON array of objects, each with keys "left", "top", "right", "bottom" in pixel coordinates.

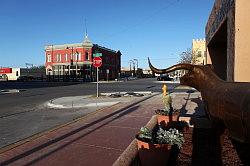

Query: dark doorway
[{"left": 207, "top": 20, "right": 228, "bottom": 81}]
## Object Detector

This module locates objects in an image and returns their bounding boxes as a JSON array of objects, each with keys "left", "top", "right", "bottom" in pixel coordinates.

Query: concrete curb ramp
[
  {"left": 47, "top": 101, "right": 120, "bottom": 109},
  {"left": 47, "top": 91, "right": 152, "bottom": 109},
  {"left": 0, "top": 89, "right": 20, "bottom": 94}
]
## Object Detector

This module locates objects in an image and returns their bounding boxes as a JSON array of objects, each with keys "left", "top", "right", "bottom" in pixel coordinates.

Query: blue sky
[{"left": 0, "top": 0, "right": 214, "bottom": 69}]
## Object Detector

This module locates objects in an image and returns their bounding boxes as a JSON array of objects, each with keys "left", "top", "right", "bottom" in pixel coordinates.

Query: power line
[{"left": 102, "top": 0, "right": 181, "bottom": 40}]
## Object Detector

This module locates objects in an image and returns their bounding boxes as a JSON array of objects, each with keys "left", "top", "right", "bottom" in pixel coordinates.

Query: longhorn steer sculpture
[{"left": 148, "top": 58, "right": 250, "bottom": 143}]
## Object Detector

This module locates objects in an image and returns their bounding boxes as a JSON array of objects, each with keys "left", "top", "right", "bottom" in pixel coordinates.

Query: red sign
[
  {"left": 0, "top": 68, "right": 12, "bottom": 74},
  {"left": 93, "top": 57, "right": 102, "bottom": 68}
]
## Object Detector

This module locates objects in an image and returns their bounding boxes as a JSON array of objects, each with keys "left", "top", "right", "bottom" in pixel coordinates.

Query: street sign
[
  {"left": 93, "top": 53, "right": 102, "bottom": 57},
  {"left": 93, "top": 57, "right": 102, "bottom": 97},
  {"left": 93, "top": 57, "right": 102, "bottom": 68}
]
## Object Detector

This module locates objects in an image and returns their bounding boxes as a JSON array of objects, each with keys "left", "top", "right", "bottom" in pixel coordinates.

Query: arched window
[{"left": 65, "top": 54, "right": 68, "bottom": 61}]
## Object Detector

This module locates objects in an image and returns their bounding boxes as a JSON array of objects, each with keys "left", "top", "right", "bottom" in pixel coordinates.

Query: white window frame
[
  {"left": 75, "top": 53, "right": 78, "bottom": 61},
  {"left": 57, "top": 54, "right": 62, "bottom": 62},
  {"left": 78, "top": 53, "right": 81, "bottom": 61},
  {"left": 65, "top": 53, "right": 68, "bottom": 62},
  {"left": 56, "top": 54, "right": 59, "bottom": 62},
  {"left": 47, "top": 54, "right": 51, "bottom": 62}
]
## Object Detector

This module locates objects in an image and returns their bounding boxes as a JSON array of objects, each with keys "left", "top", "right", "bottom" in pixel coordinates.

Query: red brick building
[{"left": 45, "top": 35, "right": 121, "bottom": 81}]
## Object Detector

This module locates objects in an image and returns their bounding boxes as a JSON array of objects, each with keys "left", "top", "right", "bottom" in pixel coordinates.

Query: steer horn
[{"left": 148, "top": 57, "right": 194, "bottom": 74}]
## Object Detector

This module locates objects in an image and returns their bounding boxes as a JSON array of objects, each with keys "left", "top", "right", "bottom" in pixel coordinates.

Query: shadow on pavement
[{"left": 1, "top": 94, "right": 156, "bottom": 165}]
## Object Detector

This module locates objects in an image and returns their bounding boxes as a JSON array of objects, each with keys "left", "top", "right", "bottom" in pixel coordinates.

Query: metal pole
[
  {"left": 72, "top": 47, "right": 74, "bottom": 80},
  {"left": 133, "top": 59, "right": 138, "bottom": 76},
  {"left": 133, "top": 61, "right": 135, "bottom": 77},
  {"left": 97, "top": 67, "right": 99, "bottom": 97},
  {"left": 58, "top": 66, "right": 59, "bottom": 81},
  {"left": 76, "top": 50, "right": 78, "bottom": 79},
  {"left": 129, "top": 61, "right": 131, "bottom": 76},
  {"left": 51, "top": 45, "right": 54, "bottom": 81},
  {"left": 107, "top": 70, "right": 109, "bottom": 82}
]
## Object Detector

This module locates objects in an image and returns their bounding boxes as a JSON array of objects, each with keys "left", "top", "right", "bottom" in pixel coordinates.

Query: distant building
[
  {"left": 120, "top": 67, "right": 131, "bottom": 77},
  {"left": 45, "top": 35, "right": 121, "bottom": 81},
  {"left": 192, "top": 39, "right": 206, "bottom": 65},
  {"left": 142, "top": 69, "right": 152, "bottom": 75},
  {"left": 206, "top": 0, "right": 250, "bottom": 82},
  {"left": 0, "top": 67, "right": 45, "bottom": 81},
  {"left": 121, "top": 67, "right": 153, "bottom": 78}
]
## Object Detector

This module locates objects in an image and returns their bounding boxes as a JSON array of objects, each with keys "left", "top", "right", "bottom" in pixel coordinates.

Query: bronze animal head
[{"left": 148, "top": 58, "right": 222, "bottom": 91}]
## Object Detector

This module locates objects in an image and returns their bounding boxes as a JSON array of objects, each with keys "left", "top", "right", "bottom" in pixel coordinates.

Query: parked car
[{"left": 157, "top": 74, "right": 172, "bottom": 81}]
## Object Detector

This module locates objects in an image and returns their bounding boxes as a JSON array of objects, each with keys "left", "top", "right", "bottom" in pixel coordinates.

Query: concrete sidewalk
[{"left": 0, "top": 91, "right": 206, "bottom": 166}]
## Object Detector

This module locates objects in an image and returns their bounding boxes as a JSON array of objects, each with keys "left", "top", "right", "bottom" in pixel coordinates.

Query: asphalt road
[
  {"left": 0, "top": 78, "right": 182, "bottom": 117},
  {"left": 0, "top": 78, "right": 188, "bottom": 148}
]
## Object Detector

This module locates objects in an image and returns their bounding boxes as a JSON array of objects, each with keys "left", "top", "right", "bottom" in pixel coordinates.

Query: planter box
[
  {"left": 113, "top": 115, "right": 158, "bottom": 166},
  {"left": 113, "top": 115, "right": 190, "bottom": 166},
  {"left": 136, "top": 135, "right": 171, "bottom": 166}
]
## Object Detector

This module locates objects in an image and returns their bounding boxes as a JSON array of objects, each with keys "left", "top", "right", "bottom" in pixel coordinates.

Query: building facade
[
  {"left": 45, "top": 35, "right": 121, "bottom": 81},
  {"left": 192, "top": 39, "right": 206, "bottom": 65},
  {"left": 206, "top": 0, "right": 250, "bottom": 82}
]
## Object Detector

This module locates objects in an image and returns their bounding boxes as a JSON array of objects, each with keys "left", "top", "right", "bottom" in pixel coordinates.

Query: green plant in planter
[
  {"left": 161, "top": 94, "right": 174, "bottom": 115},
  {"left": 137, "top": 126, "right": 185, "bottom": 149},
  {"left": 136, "top": 126, "right": 185, "bottom": 166},
  {"left": 156, "top": 128, "right": 185, "bottom": 148},
  {"left": 155, "top": 84, "right": 179, "bottom": 116},
  {"left": 138, "top": 127, "right": 152, "bottom": 141},
  {"left": 156, "top": 92, "right": 179, "bottom": 116}
]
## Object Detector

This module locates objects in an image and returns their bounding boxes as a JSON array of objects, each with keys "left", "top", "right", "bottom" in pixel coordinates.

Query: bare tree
[
  {"left": 178, "top": 48, "right": 199, "bottom": 64},
  {"left": 30, "top": 65, "right": 45, "bottom": 72},
  {"left": 178, "top": 48, "right": 192, "bottom": 64}
]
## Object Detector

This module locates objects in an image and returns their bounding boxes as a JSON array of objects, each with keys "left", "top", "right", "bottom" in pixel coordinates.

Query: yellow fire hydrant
[{"left": 162, "top": 84, "right": 168, "bottom": 96}]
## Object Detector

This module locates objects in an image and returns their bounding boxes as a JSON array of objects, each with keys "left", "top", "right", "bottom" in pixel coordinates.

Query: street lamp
[
  {"left": 133, "top": 59, "right": 138, "bottom": 76},
  {"left": 129, "top": 60, "right": 135, "bottom": 77}
]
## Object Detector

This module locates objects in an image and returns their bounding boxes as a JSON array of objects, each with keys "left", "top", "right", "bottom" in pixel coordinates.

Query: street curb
[
  {"left": 46, "top": 92, "right": 152, "bottom": 109},
  {"left": 100, "top": 91, "right": 152, "bottom": 96},
  {"left": 174, "top": 85, "right": 196, "bottom": 90},
  {"left": 0, "top": 89, "right": 20, "bottom": 94}
]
